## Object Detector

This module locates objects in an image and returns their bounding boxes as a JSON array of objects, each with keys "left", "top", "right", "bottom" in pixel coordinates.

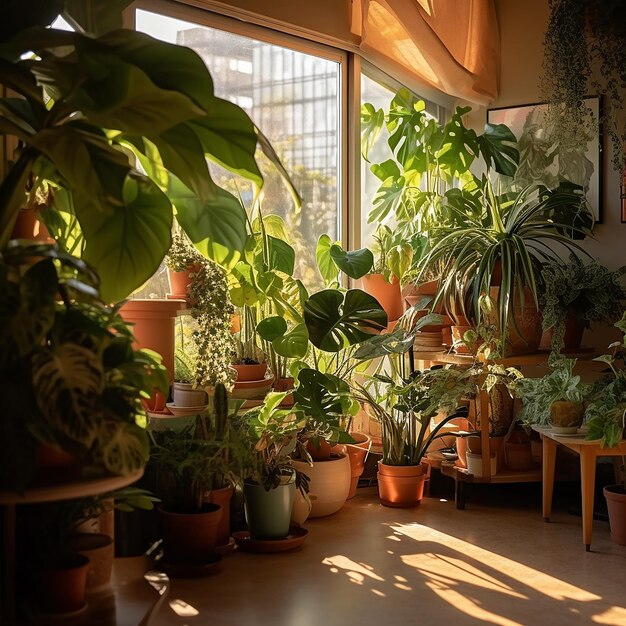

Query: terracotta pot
[
  {"left": 332, "top": 433, "right": 371, "bottom": 499},
  {"left": 11, "top": 205, "right": 53, "bottom": 242},
  {"left": 291, "top": 453, "right": 351, "bottom": 517},
  {"left": 204, "top": 486, "right": 234, "bottom": 548},
  {"left": 291, "top": 489, "right": 313, "bottom": 526},
  {"left": 360, "top": 273, "right": 403, "bottom": 322},
  {"left": 403, "top": 280, "right": 439, "bottom": 310},
  {"left": 466, "top": 436, "right": 505, "bottom": 471},
  {"left": 231, "top": 377, "right": 273, "bottom": 400},
  {"left": 273, "top": 377, "right": 294, "bottom": 392},
  {"left": 455, "top": 436, "right": 468, "bottom": 468},
  {"left": 68, "top": 533, "right": 114, "bottom": 589},
  {"left": 540, "top": 309, "right": 587, "bottom": 352},
  {"left": 232, "top": 362, "right": 267, "bottom": 382},
  {"left": 466, "top": 452, "right": 497, "bottom": 477},
  {"left": 36, "top": 553, "right": 90, "bottom": 614},
  {"left": 142, "top": 391, "right": 167, "bottom": 413},
  {"left": 173, "top": 382, "right": 208, "bottom": 407},
  {"left": 307, "top": 438, "right": 334, "bottom": 462},
  {"left": 120, "top": 299, "right": 185, "bottom": 383},
  {"left": 377, "top": 461, "right": 428, "bottom": 508},
  {"left": 451, "top": 325, "right": 477, "bottom": 354},
  {"left": 550, "top": 400, "right": 584, "bottom": 434},
  {"left": 167, "top": 267, "right": 194, "bottom": 300},
  {"left": 158, "top": 503, "right": 222, "bottom": 561},
  {"left": 34, "top": 444, "right": 82, "bottom": 486},
  {"left": 604, "top": 485, "right": 626, "bottom": 545}
]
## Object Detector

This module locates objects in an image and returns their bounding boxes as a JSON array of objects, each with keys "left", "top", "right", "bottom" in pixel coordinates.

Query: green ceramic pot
[{"left": 243, "top": 471, "right": 295, "bottom": 539}]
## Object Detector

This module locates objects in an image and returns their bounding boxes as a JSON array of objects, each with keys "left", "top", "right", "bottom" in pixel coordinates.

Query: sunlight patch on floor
[
  {"left": 592, "top": 606, "right": 626, "bottom": 624},
  {"left": 393, "top": 522, "right": 600, "bottom": 603},
  {"left": 169, "top": 599, "right": 200, "bottom": 617}
]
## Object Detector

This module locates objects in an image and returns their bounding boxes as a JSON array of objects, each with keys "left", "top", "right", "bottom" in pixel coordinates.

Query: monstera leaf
[
  {"left": 303, "top": 288, "right": 387, "bottom": 352},
  {"left": 257, "top": 316, "right": 308, "bottom": 358},
  {"left": 293, "top": 368, "right": 349, "bottom": 422},
  {"left": 477, "top": 123, "right": 519, "bottom": 177}
]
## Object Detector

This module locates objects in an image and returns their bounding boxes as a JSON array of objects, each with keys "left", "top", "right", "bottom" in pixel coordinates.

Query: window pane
[{"left": 136, "top": 10, "right": 341, "bottom": 294}]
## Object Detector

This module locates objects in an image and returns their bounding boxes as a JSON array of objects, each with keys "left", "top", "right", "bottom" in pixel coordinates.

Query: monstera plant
[{"left": 0, "top": 0, "right": 298, "bottom": 301}]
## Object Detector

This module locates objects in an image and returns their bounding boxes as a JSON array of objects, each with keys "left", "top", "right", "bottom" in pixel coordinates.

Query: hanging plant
[{"left": 541, "top": 0, "right": 626, "bottom": 171}]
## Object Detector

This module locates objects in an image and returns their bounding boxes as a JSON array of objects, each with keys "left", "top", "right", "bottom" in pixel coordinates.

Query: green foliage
[
  {"left": 541, "top": 255, "right": 626, "bottom": 354},
  {"left": 303, "top": 288, "right": 387, "bottom": 352},
  {"left": 0, "top": 4, "right": 297, "bottom": 301},
  {"left": 0, "top": 243, "right": 167, "bottom": 490},
  {"left": 238, "top": 392, "right": 308, "bottom": 490},
  {"left": 514, "top": 358, "right": 588, "bottom": 427}
]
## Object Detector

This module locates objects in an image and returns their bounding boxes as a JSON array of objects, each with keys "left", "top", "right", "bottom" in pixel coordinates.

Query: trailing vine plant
[{"left": 541, "top": 0, "right": 626, "bottom": 172}]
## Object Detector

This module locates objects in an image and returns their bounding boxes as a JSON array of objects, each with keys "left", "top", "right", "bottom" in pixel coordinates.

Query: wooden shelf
[
  {"left": 440, "top": 463, "right": 542, "bottom": 484},
  {"left": 0, "top": 469, "right": 144, "bottom": 505},
  {"left": 413, "top": 349, "right": 597, "bottom": 367}
]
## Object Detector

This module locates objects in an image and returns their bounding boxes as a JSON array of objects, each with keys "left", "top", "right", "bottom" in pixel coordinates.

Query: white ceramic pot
[
  {"left": 291, "top": 453, "right": 351, "bottom": 517},
  {"left": 466, "top": 452, "right": 497, "bottom": 478},
  {"left": 173, "top": 382, "right": 208, "bottom": 407}
]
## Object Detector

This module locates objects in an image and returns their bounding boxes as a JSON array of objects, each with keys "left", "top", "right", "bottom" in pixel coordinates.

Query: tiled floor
[{"left": 151, "top": 483, "right": 626, "bottom": 626}]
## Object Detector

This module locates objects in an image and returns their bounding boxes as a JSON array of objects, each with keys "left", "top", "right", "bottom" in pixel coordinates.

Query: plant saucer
[
  {"left": 165, "top": 402, "right": 208, "bottom": 417},
  {"left": 232, "top": 527, "right": 308, "bottom": 553},
  {"left": 215, "top": 536, "right": 237, "bottom": 556}
]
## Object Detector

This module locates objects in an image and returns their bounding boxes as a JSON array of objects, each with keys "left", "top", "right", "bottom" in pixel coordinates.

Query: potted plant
[
  {"left": 238, "top": 392, "right": 309, "bottom": 539},
  {"left": 0, "top": 243, "right": 168, "bottom": 492},
  {"left": 149, "top": 404, "right": 235, "bottom": 564},
  {"left": 165, "top": 231, "right": 200, "bottom": 300},
  {"left": 540, "top": 255, "right": 626, "bottom": 354},
  {"left": 515, "top": 358, "right": 589, "bottom": 434}
]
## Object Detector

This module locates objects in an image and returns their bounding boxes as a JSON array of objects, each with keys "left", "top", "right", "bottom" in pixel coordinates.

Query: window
[{"left": 135, "top": 8, "right": 343, "bottom": 293}]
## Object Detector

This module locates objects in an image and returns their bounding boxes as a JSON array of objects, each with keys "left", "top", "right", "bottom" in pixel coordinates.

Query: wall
[{"left": 468, "top": 0, "right": 624, "bottom": 350}]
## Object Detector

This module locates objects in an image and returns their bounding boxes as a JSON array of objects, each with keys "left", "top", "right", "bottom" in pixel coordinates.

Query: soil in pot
[
  {"left": 243, "top": 472, "right": 295, "bottom": 539},
  {"left": 158, "top": 503, "right": 222, "bottom": 562},
  {"left": 550, "top": 401, "right": 584, "bottom": 434},
  {"left": 36, "top": 553, "right": 90, "bottom": 614},
  {"left": 604, "top": 485, "right": 626, "bottom": 545},
  {"left": 377, "top": 461, "right": 428, "bottom": 508}
]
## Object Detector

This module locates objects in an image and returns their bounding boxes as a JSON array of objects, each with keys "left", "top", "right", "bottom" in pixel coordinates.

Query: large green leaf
[
  {"left": 360, "top": 102, "right": 384, "bottom": 160},
  {"left": 315, "top": 234, "right": 339, "bottom": 285},
  {"left": 369, "top": 175, "right": 405, "bottom": 224},
  {"left": 31, "top": 124, "right": 131, "bottom": 214},
  {"left": 169, "top": 176, "right": 247, "bottom": 271},
  {"left": 477, "top": 123, "right": 520, "bottom": 177},
  {"left": 257, "top": 316, "right": 308, "bottom": 358},
  {"left": 95, "top": 420, "right": 150, "bottom": 476},
  {"left": 303, "top": 288, "right": 387, "bottom": 352},
  {"left": 190, "top": 97, "right": 262, "bottom": 187},
  {"left": 293, "top": 368, "right": 348, "bottom": 421},
  {"left": 436, "top": 106, "right": 478, "bottom": 178},
  {"left": 79, "top": 174, "right": 173, "bottom": 302},
  {"left": 267, "top": 235, "right": 295, "bottom": 275},
  {"left": 329, "top": 244, "right": 373, "bottom": 280}
]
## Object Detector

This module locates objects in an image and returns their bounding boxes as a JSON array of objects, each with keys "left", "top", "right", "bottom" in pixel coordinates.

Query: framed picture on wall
[{"left": 487, "top": 97, "right": 603, "bottom": 224}]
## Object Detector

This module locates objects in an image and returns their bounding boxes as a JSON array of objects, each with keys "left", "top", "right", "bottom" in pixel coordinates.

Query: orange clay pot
[
  {"left": 377, "top": 461, "right": 428, "bottom": 508},
  {"left": 360, "top": 274, "right": 403, "bottom": 322}
]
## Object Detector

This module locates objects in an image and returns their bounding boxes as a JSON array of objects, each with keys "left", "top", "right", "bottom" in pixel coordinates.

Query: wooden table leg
[
  {"left": 455, "top": 477, "right": 466, "bottom": 510},
  {"left": 542, "top": 435, "right": 557, "bottom": 522},
  {"left": 579, "top": 446, "right": 597, "bottom": 551},
  {"left": 2, "top": 504, "right": 16, "bottom": 625}
]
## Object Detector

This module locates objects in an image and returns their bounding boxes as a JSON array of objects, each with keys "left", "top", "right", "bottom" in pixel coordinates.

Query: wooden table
[{"left": 534, "top": 426, "right": 626, "bottom": 551}]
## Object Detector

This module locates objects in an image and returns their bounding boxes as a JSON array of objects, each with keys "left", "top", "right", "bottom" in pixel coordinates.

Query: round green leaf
[{"left": 329, "top": 244, "right": 373, "bottom": 280}]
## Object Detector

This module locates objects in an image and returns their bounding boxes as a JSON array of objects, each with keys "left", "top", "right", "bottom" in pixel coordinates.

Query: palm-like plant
[{"left": 420, "top": 180, "right": 592, "bottom": 342}]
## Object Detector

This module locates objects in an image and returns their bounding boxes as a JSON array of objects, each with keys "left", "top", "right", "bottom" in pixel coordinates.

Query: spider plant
[{"left": 419, "top": 180, "right": 592, "bottom": 342}]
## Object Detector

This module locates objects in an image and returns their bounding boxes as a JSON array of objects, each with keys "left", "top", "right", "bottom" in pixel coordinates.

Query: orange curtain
[{"left": 352, "top": 0, "right": 500, "bottom": 105}]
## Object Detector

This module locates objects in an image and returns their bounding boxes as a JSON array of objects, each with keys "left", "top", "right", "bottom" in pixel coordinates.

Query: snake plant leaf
[
  {"left": 63, "top": 0, "right": 133, "bottom": 36},
  {"left": 477, "top": 123, "right": 520, "bottom": 177},
  {"left": 360, "top": 102, "right": 384, "bottom": 160},
  {"left": 329, "top": 244, "right": 373, "bottom": 280},
  {"left": 304, "top": 288, "right": 387, "bottom": 352},
  {"left": 79, "top": 173, "right": 172, "bottom": 302},
  {"left": 267, "top": 235, "right": 295, "bottom": 276},
  {"left": 315, "top": 234, "right": 339, "bottom": 285},
  {"left": 168, "top": 175, "right": 247, "bottom": 272}
]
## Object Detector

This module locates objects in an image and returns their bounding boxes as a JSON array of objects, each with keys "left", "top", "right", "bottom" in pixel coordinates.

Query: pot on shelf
[
  {"left": 11, "top": 205, "right": 53, "bottom": 242},
  {"left": 377, "top": 461, "right": 429, "bottom": 508},
  {"left": 232, "top": 362, "right": 268, "bottom": 382},
  {"left": 167, "top": 266, "right": 197, "bottom": 301},
  {"left": 360, "top": 274, "right": 403, "bottom": 322},
  {"left": 243, "top": 470, "right": 296, "bottom": 539},
  {"left": 466, "top": 452, "right": 497, "bottom": 477},
  {"left": 604, "top": 485, "right": 626, "bottom": 545},
  {"left": 172, "top": 382, "right": 208, "bottom": 407},
  {"left": 291, "top": 453, "right": 351, "bottom": 517},
  {"left": 467, "top": 435, "right": 505, "bottom": 471},
  {"left": 540, "top": 309, "right": 587, "bottom": 353}
]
